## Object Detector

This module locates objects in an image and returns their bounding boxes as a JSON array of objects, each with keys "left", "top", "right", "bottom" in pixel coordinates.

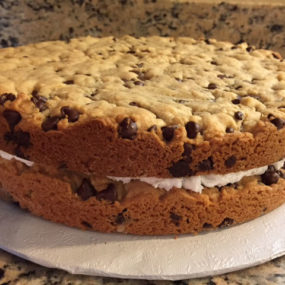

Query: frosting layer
[
  {"left": 109, "top": 159, "right": 285, "bottom": 193},
  {"left": 0, "top": 149, "right": 283, "bottom": 193}
]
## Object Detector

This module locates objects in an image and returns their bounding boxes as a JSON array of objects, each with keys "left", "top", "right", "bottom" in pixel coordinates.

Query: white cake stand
[{"left": 0, "top": 200, "right": 285, "bottom": 280}]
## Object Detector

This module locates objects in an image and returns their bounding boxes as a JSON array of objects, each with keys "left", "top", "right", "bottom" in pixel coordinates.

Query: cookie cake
[{"left": 0, "top": 36, "right": 285, "bottom": 235}]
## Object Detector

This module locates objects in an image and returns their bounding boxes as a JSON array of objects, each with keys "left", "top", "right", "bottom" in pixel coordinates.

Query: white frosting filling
[
  {"left": 0, "top": 150, "right": 284, "bottom": 194},
  {"left": 109, "top": 159, "right": 285, "bottom": 193},
  {"left": 0, "top": 150, "right": 33, "bottom": 166}
]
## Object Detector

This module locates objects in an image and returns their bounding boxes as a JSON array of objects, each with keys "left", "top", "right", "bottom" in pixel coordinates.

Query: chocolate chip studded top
[{"left": 1, "top": 36, "right": 285, "bottom": 178}]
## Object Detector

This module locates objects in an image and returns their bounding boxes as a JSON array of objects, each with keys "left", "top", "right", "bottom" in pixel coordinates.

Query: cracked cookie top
[
  {"left": 1, "top": 36, "right": 285, "bottom": 137},
  {"left": 0, "top": 36, "right": 285, "bottom": 177}
]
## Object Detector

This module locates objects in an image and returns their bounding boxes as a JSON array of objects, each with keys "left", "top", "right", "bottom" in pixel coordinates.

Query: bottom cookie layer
[{"left": 0, "top": 157, "right": 285, "bottom": 235}]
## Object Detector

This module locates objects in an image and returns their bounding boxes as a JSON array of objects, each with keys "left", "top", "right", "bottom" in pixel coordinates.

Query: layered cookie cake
[{"left": 0, "top": 36, "right": 285, "bottom": 235}]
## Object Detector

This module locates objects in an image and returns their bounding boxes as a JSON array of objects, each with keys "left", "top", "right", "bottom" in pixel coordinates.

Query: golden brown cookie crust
[
  {"left": 1, "top": 114, "right": 285, "bottom": 178},
  {"left": 1, "top": 36, "right": 285, "bottom": 177},
  {"left": 0, "top": 157, "right": 284, "bottom": 235}
]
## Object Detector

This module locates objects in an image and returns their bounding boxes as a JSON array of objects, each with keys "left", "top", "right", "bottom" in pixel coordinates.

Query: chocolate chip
[
  {"left": 268, "top": 165, "right": 276, "bottom": 172},
  {"left": 147, "top": 125, "right": 157, "bottom": 132},
  {"left": 90, "top": 90, "right": 98, "bottom": 97},
  {"left": 64, "top": 80, "right": 74, "bottom": 85},
  {"left": 134, "top": 80, "right": 144, "bottom": 86},
  {"left": 207, "top": 83, "right": 217, "bottom": 89},
  {"left": 278, "top": 170, "right": 285, "bottom": 179},
  {"left": 0, "top": 93, "right": 16, "bottom": 105},
  {"left": 127, "top": 48, "right": 136, "bottom": 54},
  {"left": 217, "top": 74, "right": 226, "bottom": 79},
  {"left": 169, "top": 159, "right": 193, "bottom": 177},
  {"left": 203, "top": 223, "right": 212, "bottom": 228},
  {"left": 270, "top": 24, "right": 283, "bottom": 32},
  {"left": 4, "top": 132, "right": 13, "bottom": 142},
  {"left": 81, "top": 221, "right": 92, "bottom": 229},
  {"left": 77, "top": 178, "right": 97, "bottom": 201},
  {"left": 129, "top": 101, "right": 140, "bottom": 107},
  {"left": 118, "top": 118, "right": 137, "bottom": 140},
  {"left": 132, "top": 71, "right": 148, "bottom": 81},
  {"left": 261, "top": 167, "right": 280, "bottom": 185},
  {"left": 205, "top": 39, "right": 211, "bottom": 44},
  {"left": 177, "top": 99, "right": 188, "bottom": 104},
  {"left": 161, "top": 125, "right": 177, "bottom": 142},
  {"left": 234, "top": 111, "right": 244, "bottom": 120},
  {"left": 211, "top": 61, "right": 218, "bottom": 65},
  {"left": 183, "top": 143, "right": 194, "bottom": 162},
  {"left": 14, "top": 147, "right": 26, "bottom": 159},
  {"left": 96, "top": 184, "right": 117, "bottom": 202},
  {"left": 14, "top": 131, "right": 30, "bottom": 147},
  {"left": 226, "top": 182, "right": 238, "bottom": 189},
  {"left": 272, "top": 52, "right": 283, "bottom": 60},
  {"left": 170, "top": 212, "right": 182, "bottom": 226},
  {"left": 185, "top": 121, "right": 200, "bottom": 139},
  {"left": 31, "top": 97, "right": 48, "bottom": 112},
  {"left": 123, "top": 82, "right": 131, "bottom": 89},
  {"left": 7, "top": 130, "right": 30, "bottom": 147},
  {"left": 115, "top": 212, "right": 126, "bottom": 224},
  {"left": 3, "top": 110, "right": 21, "bottom": 130},
  {"left": 231, "top": 98, "right": 240, "bottom": 104},
  {"left": 198, "top": 157, "right": 213, "bottom": 171},
  {"left": 218, "top": 218, "right": 234, "bottom": 228},
  {"left": 226, "top": 127, "right": 234, "bottom": 133},
  {"left": 225, "top": 155, "right": 236, "bottom": 168},
  {"left": 246, "top": 46, "right": 254, "bottom": 52},
  {"left": 138, "top": 72, "right": 148, "bottom": 81},
  {"left": 216, "top": 185, "right": 224, "bottom": 191},
  {"left": 31, "top": 91, "right": 47, "bottom": 112},
  {"left": 41, "top": 116, "right": 61, "bottom": 131},
  {"left": 61, "top": 106, "right": 80, "bottom": 122},
  {"left": 270, "top": 118, "right": 285, "bottom": 130}
]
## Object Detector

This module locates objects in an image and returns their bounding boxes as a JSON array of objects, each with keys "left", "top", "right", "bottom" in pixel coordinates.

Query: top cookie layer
[{"left": 0, "top": 36, "right": 285, "bottom": 177}]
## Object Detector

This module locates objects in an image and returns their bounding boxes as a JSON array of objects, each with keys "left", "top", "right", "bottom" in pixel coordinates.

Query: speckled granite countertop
[
  {"left": 1, "top": 249, "right": 285, "bottom": 285},
  {"left": 1, "top": 0, "right": 285, "bottom": 284},
  {"left": 1, "top": 0, "right": 285, "bottom": 55}
]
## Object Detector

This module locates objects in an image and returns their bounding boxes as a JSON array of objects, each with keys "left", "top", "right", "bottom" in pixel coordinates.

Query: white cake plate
[{"left": 0, "top": 200, "right": 285, "bottom": 280}]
